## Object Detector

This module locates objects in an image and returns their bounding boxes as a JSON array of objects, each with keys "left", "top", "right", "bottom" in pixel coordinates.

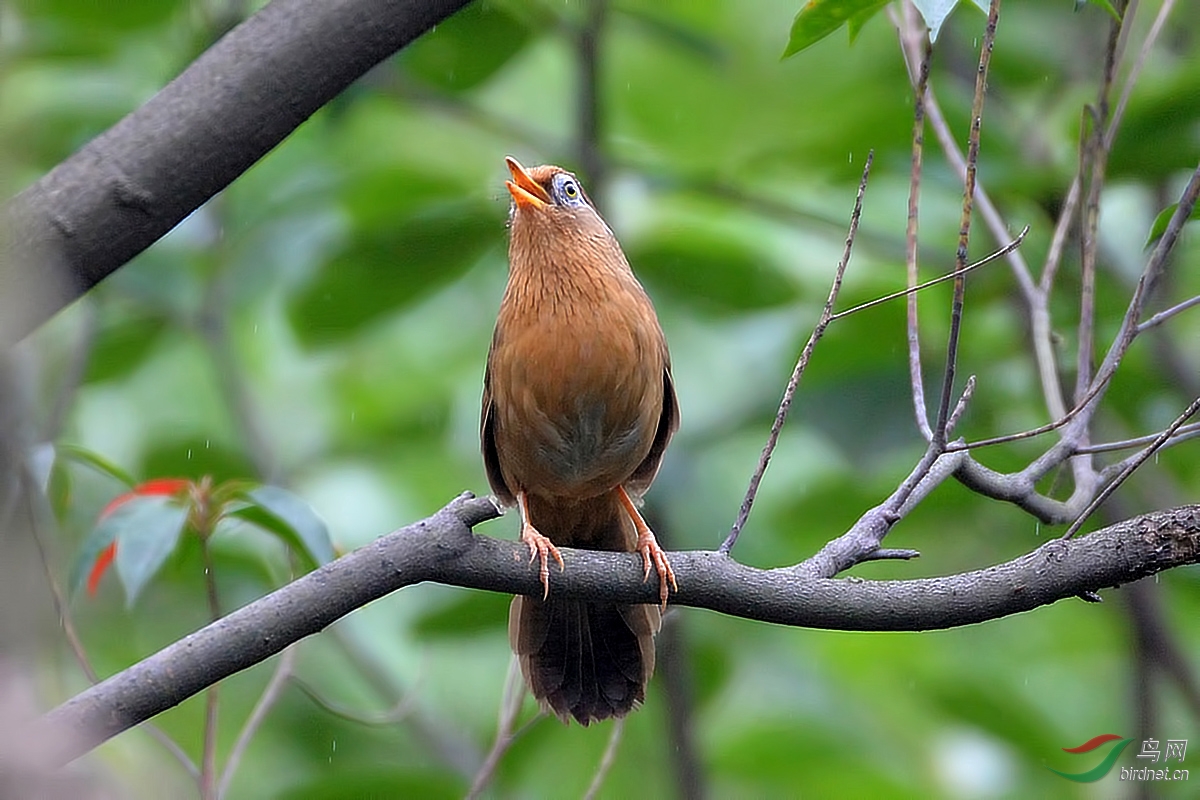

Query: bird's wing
[
  {"left": 625, "top": 364, "right": 679, "bottom": 497},
  {"left": 480, "top": 367, "right": 516, "bottom": 507}
]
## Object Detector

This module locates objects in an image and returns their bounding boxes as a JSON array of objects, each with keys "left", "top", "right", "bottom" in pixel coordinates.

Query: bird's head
[
  {"left": 505, "top": 156, "right": 592, "bottom": 214},
  {"left": 503, "top": 156, "right": 618, "bottom": 250},
  {"left": 503, "top": 156, "right": 634, "bottom": 286}
]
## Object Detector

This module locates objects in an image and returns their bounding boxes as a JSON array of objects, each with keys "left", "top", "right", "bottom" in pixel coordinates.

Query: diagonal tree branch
[
  {"left": 38, "top": 494, "right": 1200, "bottom": 767},
  {"left": 0, "top": 0, "right": 472, "bottom": 346}
]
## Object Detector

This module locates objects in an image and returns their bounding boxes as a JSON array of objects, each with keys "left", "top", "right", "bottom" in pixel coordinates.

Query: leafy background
[{"left": 6, "top": 0, "right": 1200, "bottom": 797}]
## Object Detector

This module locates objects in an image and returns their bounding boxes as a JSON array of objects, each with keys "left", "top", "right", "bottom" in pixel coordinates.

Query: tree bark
[
  {"left": 0, "top": 0, "right": 472, "bottom": 346},
  {"left": 39, "top": 495, "right": 1200, "bottom": 766}
]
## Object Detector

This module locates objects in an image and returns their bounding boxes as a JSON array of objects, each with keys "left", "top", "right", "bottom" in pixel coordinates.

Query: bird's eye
[{"left": 563, "top": 181, "right": 578, "bottom": 199}]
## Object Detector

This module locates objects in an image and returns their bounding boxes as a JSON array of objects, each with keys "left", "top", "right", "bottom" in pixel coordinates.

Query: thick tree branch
[
  {"left": 0, "top": 0, "right": 471, "bottom": 346},
  {"left": 39, "top": 495, "right": 1200, "bottom": 766}
]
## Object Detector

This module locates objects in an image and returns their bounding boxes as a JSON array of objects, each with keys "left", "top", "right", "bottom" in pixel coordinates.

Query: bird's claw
[
  {"left": 636, "top": 529, "right": 677, "bottom": 610},
  {"left": 520, "top": 522, "right": 564, "bottom": 600}
]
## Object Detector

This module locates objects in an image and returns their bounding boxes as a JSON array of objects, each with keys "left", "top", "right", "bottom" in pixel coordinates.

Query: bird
[{"left": 480, "top": 156, "right": 679, "bottom": 725}]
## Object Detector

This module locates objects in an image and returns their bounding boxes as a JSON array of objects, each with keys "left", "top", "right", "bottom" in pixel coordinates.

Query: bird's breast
[{"left": 489, "top": 280, "right": 665, "bottom": 500}]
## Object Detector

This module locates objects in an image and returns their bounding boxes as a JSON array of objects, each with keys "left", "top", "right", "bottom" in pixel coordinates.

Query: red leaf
[
  {"left": 100, "top": 478, "right": 190, "bottom": 518},
  {"left": 90, "top": 478, "right": 190, "bottom": 595},
  {"left": 87, "top": 542, "right": 117, "bottom": 597}
]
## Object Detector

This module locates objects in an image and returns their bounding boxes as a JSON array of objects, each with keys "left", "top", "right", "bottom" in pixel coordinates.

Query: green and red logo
[{"left": 1049, "top": 734, "right": 1135, "bottom": 782}]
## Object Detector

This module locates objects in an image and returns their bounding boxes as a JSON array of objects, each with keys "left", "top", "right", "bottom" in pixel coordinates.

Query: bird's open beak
[{"left": 505, "top": 157, "right": 551, "bottom": 211}]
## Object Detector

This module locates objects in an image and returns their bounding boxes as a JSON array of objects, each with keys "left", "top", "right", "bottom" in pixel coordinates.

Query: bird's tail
[{"left": 508, "top": 492, "right": 660, "bottom": 725}]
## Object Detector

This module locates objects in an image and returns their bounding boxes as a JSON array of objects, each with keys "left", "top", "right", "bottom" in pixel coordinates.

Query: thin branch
[
  {"left": 20, "top": 467, "right": 200, "bottom": 779},
  {"left": 1074, "top": 0, "right": 1129, "bottom": 407},
  {"left": 576, "top": 0, "right": 608, "bottom": 201},
  {"left": 290, "top": 675, "right": 417, "bottom": 727},
  {"left": 947, "top": 367, "right": 1115, "bottom": 452},
  {"left": 216, "top": 646, "right": 297, "bottom": 799},
  {"left": 41, "top": 302, "right": 98, "bottom": 442},
  {"left": 1077, "top": 422, "right": 1200, "bottom": 456},
  {"left": 1063, "top": 395, "right": 1200, "bottom": 539},
  {"left": 200, "top": 541, "right": 223, "bottom": 800},
  {"left": 38, "top": 496, "right": 1200, "bottom": 766},
  {"left": 933, "top": 0, "right": 999, "bottom": 446},
  {"left": 895, "top": 3, "right": 1065, "bottom": 422},
  {"left": 325, "top": 625, "right": 481, "bottom": 778},
  {"left": 658, "top": 613, "right": 706, "bottom": 800},
  {"left": 198, "top": 243, "right": 279, "bottom": 484},
  {"left": 945, "top": 376, "right": 975, "bottom": 436},
  {"left": 827, "top": 227, "right": 1027, "bottom": 322},
  {"left": 1136, "top": 294, "right": 1200, "bottom": 335},
  {"left": 905, "top": 28, "right": 934, "bottom": 440},
  {"left": 719, "top": 152, "right": 873, "bottom": 554},
  {"left": 466, "top": 659, "right": 541, "bottom": 799},
  {"left": 1, "top": 0, "right": 473, "bottom": 346},
  {"left": 1084, "top": 161, "right": 1200, "bottom": 412},
  {"left": 582, "top": 718, "right": 625, "bottom": 800}
]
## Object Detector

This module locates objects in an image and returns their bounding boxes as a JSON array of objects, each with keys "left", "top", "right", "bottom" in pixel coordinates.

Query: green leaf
[
  {"left": 846, "top": 4, "right": 884, "bottom": 44},
  {"left": 399, "top": 2, "right": 534, "bottom": 92},
  {"left": 783, "top": 0, "right": 890, "bottom": 58},
  {"left": 412, "top": 591, "right": 509, "bottom": 639},
  {"left": 629, "top": 227, "right": 798, "bottom": 314},
  {"left": 1145, "top": 202, "right": 1200, "bottom": 248},
  {"left": 140, "top": 438, "right": 256, "bottom": 486},
  {"left": 1076, "top": 0, "right": 1121, "bottom": 22},
  {"left": 288, "top": 200, "right": 501, "bottom": 348},
  {"left": 913, "top": 0, "right": 964, "bottom": 41},
  {"left": 232, "top": 486, "right": 335, "bottom": 569},
  {"left": 107, "top": 495, "right": 189, "bottom": 606},
  {"left": 55, "top": 444, "right": 137, "bottom": 488},
  {"left": 276, "top": 768, "right": 460, "bottom": 800},
  {"left": 84, "top": 311, "right": 167, "bottom": 384}
]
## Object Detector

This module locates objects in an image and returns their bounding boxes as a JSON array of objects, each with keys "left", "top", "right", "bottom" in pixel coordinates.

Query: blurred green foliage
[{"left": 7, "top": 0, "right": 1200, "bottom": 797}]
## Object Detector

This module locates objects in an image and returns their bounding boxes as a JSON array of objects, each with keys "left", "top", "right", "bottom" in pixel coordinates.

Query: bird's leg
[
  {"left": 517, "top": 490, "right": 564, "bottom": 600},
  {"left": 617, "top": 486, "right": 677, "bottom": 609}
]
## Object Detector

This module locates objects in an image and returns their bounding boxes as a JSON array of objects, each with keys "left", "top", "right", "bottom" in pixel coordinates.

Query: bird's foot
[
  {"left": 635, "top": 528, "right": 677, "bottom": 610},
  {"left": 618, "top": 487, "right": 677, "bottom": 609},
  {"left": 518, "top": 520, "right": 564, "bottom": 600}
]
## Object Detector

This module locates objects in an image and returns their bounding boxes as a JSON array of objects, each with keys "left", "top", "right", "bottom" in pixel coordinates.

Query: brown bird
[{"left": 481, "top": 156, "right": 679, "bottom": 725}]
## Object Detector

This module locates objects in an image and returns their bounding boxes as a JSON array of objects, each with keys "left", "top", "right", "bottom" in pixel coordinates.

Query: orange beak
[{"left": 505, "top": 156, "right": 551, "bottom": 211}]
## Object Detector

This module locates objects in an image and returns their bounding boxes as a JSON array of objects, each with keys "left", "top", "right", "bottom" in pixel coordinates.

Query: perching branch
[
  {"left": 0, "top": 0, "right": 472, "bottom": 346},
  {"left": 721, "top": 151, "right": 873, "bottom": 554},
  {"left": 40, "top": 494, "right": 1200, "bottom": 766}
]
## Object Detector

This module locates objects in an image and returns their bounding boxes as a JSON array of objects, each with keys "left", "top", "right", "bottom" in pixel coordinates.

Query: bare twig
[
  {"left": 576, "top": 0, "right": 608, "bottom": 200},
  {"left": 198, "top": 246, "right": 279, "bottom": 484},
  {"left": 466, "top": 659, "right": 542, "bottom": 799},
  {"left": 828, "top": 228, "right": 1027, "bottom": 322},
  {"left": 1064, "top": 395, "right": 1200, "bottom": 539},
  {"left": 945, "top": 376, "right": 976, "bottom": 436},
  {"left": 1085, "top": 161, "right": 1200, "bottom": 409},
  {"left": 720, "top": 152, "right": 873, "bottom": 555},
  {"left": 200, "top": 540, "right": 223, "bottom": 800},
  {"left": 658, "top": 613, "right": 705, "bottom": 800},
  {"left": 326, "top": 625, "right": 480, "bottom": 778},
  {"left": 216, "top": 646, "right": 297, "bottom": 799},
  {"left": 582, "top": 718, "right": 625, "bottom": 800},
  {"left": 1137, "top": 295, "right": 1200, "bottom": 334},
  {"left": 21, "top": 468, "right": 200, "bottom": 778},
  {"left": 290, "top": 675, "right": 418, "bottom": 727},
  {"left": 933, "top": 0, "right": 999, "bottom": 447},
  {"left": 904, "top": 28, "right": 934, "bottom": 440},
  {"left": 710, "top": 153, "right": 873, "bottom": 554},
  {"left": 1078, "top": 422, "right": 1200, "bottom": 456},
  {"left": 894, "top": 2, "right": 1063, "bottom": 421}
]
